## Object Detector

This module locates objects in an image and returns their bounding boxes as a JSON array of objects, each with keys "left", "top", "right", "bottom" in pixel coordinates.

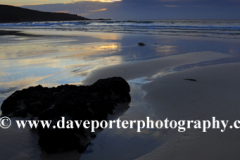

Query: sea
[{"left": 1, "top": 19, "right": 240, "bottom": 38}]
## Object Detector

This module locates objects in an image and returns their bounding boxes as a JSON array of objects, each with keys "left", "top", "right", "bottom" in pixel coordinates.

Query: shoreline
[{"left": 1, "top": 29, "right": 240, "bottom": 44}]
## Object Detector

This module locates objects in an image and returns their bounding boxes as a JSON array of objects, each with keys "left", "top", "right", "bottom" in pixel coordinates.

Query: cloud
[
  {"left": 55, "top": 10, "right": 69, "bottom": 13},
  {"left": 76, "top": 0, "right": 121, "bottom": 2},
  {"left": 68, "top": 0, "right": 122, "bottom": 4},
  {"left": 165, "top": 5, "right": 179, "bottom": 7},
  {"left": 159, "top": 0, "right": 194, "bottom": 1},
  {"left": 89, "top": 8, "right": 107, "bottom": 12},
  {"left": 22, "top": 3, "right": 50, "bottom": 6},
  {"left": 6, "top": 0, "right": 121, "bottom": 6}
]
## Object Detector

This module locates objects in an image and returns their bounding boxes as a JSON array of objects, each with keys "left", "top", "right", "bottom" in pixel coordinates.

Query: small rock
[
  {"left": 184, "top": 78, "right": 197, "bottom": 82},
  {"left": 138, "top": 42, "right": 146, "bottom": 46}
]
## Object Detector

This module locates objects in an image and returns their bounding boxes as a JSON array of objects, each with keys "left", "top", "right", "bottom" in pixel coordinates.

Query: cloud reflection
[
  {"left": 0, "top": 76, "right": 50, "bottom": 91},
  {"left": 59, "top": 42, "right": 121, "bottom": 59},
  {"left": 155, "top": 46, "right": 177, "bottom": 55},
  {"left": 0, "top": 33, "right": 123, "bottom": 96}
]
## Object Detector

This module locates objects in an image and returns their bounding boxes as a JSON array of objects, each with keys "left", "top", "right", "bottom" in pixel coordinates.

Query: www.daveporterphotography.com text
[{"left": 1, "top": 116, "right": 240, "bottom": 133}]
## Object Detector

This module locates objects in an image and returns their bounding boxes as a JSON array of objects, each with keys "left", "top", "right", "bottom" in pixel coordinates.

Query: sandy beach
[{"left": 1, "top": 29, "right": 240, "bottom": 159}]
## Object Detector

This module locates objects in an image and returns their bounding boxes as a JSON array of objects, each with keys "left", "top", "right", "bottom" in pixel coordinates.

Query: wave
[{"left": 1, "top": 20, "right": 240, "bottom": 38}]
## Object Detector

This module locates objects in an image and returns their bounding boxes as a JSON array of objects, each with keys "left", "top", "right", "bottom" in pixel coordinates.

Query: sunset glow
[{"left": 1, "top": 0, "right": 121, "bottom": 6}]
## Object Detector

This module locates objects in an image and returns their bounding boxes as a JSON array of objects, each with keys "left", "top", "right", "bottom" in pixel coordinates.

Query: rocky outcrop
[{"left": 1, "top": 77, "right": 131, "bottom": 153}]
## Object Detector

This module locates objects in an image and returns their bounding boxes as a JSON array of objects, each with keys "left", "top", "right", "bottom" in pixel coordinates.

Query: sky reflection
[{"left": 0, "top": 32, "right": 124, "bottom": 97}]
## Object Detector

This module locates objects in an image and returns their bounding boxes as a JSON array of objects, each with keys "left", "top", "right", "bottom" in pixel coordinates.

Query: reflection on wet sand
[
  {"left": 23, "top": 30, "right": 123, "bottom": 41},
  {"left": 0, "top": 72, "right": 6, "bottom": 76},
  {"left": 0, "top": 33, "right": 123, "bottom": 99},
  {"left": 0, "top": 76, "right": 50, "bottom": 91},
  {"left": 59, "top": 43, "right": 121, "bottom": 59},
  {"left": 155, "top": 45, "right": 177, "bottom": 55}
]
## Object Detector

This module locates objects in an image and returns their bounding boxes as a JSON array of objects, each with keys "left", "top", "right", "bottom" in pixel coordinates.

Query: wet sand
[
  {"left": 82, "top": 51, "right": 231, "bottom": 84},
  {"left": 1, "top": 30, "right": 240, "bottom": 159},
  {"left": 138, "top": 63, "right": 240, "bottom": 160},
  {"left": 81, "top": 53, "right": 240, "bottom": 160}
]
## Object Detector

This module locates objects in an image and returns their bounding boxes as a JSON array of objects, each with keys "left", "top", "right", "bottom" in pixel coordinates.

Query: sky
[{"left": 1, "top": 0, "right": 240, "bottom": 19}]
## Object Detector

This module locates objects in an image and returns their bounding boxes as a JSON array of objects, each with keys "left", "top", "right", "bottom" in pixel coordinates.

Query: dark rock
[
  {"left": 138, "top": 42, "right": 146, "bottom": 46},
  {"left": 1, "top": 77, "right": 131, "bottom": 154},
  {"left": 184, "top": 78, "right": 197, "bottom": 82}
]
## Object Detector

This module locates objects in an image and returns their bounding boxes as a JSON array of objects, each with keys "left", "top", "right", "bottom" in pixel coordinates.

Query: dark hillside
[{"left": 0, "top": 4, "right": 89, "bottom": 23}]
